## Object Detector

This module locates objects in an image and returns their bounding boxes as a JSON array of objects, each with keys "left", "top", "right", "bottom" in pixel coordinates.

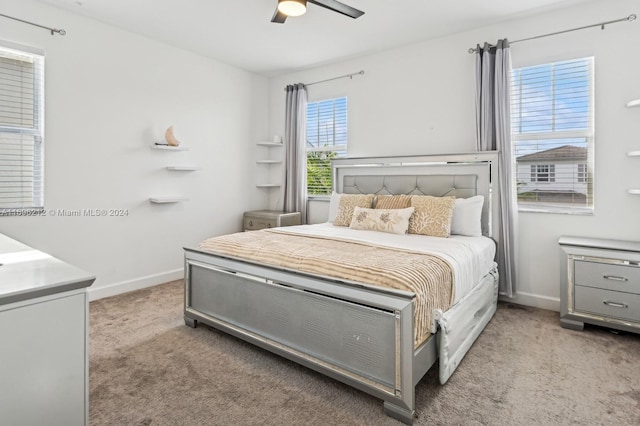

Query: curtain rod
[
  {"left": 285, "top": 70, "right": 365, "bottom": 90},
  {"left": 306, "top": 70, "right": 365, "bottom": 87},
  {"left": 0, "top": 13, "right": 66, "bottom": 36},
  {"left": 468, "top": 13, "right": 636, "bottom": 53}
]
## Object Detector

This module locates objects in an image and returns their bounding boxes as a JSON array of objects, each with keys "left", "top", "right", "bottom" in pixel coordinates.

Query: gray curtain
[
  {"left": 475, "top": 39, "right": 518, "bottom": 297},
  {"left": 283, "top": 83, "right": 308, "bottom": 224}
]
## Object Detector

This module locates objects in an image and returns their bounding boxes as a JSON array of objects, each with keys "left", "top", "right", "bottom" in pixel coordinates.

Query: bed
[{"left": 183, "top": 152, "right": 500, "bottom": 424}]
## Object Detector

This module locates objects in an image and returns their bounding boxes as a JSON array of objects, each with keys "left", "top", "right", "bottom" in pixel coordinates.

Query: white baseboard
[
  {"left": 499, "top": 291, "right": 560, "bottom": 312},
  {"left": 88, "top": 269, "right": 183, "bottom": 301}
]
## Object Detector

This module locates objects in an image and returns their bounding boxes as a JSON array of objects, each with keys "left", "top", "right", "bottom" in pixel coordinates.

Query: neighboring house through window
[
  {"left": 0, "top": 43, "right": 45, "bottom": 213},
  {"left": 306, "top": 97, "right": 347, "bottom": 195},
  {"left": 511, "top": 57, "right": 594, "bottom": 213}
]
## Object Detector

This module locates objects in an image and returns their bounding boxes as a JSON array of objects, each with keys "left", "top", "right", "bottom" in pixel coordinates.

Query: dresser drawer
[
  {"left": 574, "top": 285, "right": 640, "bottom": 323},
  {"left": 574, "top": 260, "right": 640, "bottom": 295},
  {"left": 243, "top": 216, "right": 276, "bottom": 231}
]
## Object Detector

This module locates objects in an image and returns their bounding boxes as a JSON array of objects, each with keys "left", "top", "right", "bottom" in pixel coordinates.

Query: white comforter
[{"left": 275, "top": 223, "right": 497, "bottom": 305}]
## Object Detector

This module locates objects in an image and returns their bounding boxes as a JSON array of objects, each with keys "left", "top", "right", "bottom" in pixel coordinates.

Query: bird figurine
[{"left": 164, "top": 125, "right": 181, "bottom": 146}]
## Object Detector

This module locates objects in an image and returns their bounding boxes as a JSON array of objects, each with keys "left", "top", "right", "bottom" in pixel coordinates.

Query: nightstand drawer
[
  {"left": 575, "top": 285, "right": 640, "bottom": 323},
  {"left": 243, "top": 211, "right": 301, "bottom": 231},
  {"left": 574, "top": 260, "right": 640, "bottom": 294},
  {"left": 243, "top": 217, "right": 276, "bottom": 231}
]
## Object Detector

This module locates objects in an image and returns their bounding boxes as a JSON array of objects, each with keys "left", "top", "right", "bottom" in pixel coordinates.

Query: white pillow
[
  {"left": 327, "top": 191, "right": 342, "bottom": 223},
  {"left": 451, "top": 196, "right": 484, "bottom": 237},
  {"left": 349, "top": 207, "right": 414, "bottom": 235}
]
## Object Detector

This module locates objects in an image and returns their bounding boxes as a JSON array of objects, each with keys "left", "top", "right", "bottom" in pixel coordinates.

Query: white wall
[
  {"left": 1, "top": 0, "right": 270, "bottom": 299},
  {"left": 268, "top": 0, "right": 640, "bottom": 310}
]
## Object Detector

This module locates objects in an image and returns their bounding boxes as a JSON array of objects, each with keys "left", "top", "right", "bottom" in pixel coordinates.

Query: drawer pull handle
[
  {"left": 603, "top": 275, "right": 628, "bottom": 282},
  {"left": 603, "top": 300, "right": 628, "bottom": 309}
]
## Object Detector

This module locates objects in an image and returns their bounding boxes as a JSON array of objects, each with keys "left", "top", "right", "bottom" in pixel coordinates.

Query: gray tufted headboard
[
  {"left": 342, "top": 174, "right": 478, "bottom": 198},
  {"left": 331, "top": 152, "right": 499, "bottom": 239}
]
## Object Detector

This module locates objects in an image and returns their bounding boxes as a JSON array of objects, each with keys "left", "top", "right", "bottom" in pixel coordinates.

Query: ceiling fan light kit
[
  {"left": 278, "top": 0, "right": 307, "bottom": 17},
  {"left": 271, "top": 0, "right": 364, "bottom": 24}
]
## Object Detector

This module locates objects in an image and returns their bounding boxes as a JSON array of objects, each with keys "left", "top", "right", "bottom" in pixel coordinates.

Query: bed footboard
[{"left": 184, "top": 248, "right": 424, "bottom": 424}]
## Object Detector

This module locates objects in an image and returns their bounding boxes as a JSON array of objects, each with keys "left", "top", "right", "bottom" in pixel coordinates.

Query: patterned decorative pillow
[
  {"left": 333, "top": 194, "right": 375, "bottom": 226},
  {"left": 409, "top": 195, "right": 456, "bottom": 237},
  {"left": 374, "top": 194, "right": 412, "bottom": 210},
  {"left": 349, "top": 207, "right": 414, "bottom": 235}
]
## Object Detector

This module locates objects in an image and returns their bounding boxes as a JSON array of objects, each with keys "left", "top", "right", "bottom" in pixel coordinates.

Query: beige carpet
[{"left": 90, "top": 280, "right": 640, "bottom": 425}]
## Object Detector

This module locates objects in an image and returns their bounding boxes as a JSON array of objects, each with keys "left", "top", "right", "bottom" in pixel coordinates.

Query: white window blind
[
  {"left": 511, "top": 57, "right": 594, "bottom": 213},
  {"left": 0, "top": 44, "right": 45, "bottom": 212},
  {"left": 306, "top": 97, "right": 347, "bottom": 195}
]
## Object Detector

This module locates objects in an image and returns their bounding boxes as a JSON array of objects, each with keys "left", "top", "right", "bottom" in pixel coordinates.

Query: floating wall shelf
[
  {"left": 628, "top": 151, "right": 640, "bottom": 157},
  {"left": 256, "top": 142, "right": 284, "bottom": 147},
  {"left": 149, "top": 197, "right": 188, "bottom": 203},
  {"left": 626, "top": 99, "right": 640, "bottom": 108},
  {"left": 166, "top": 166, "right": 200, "bottom": 171},
  {"left": 151, "top": 145, "right": 189, "bottom": 151},
  {"left": 628, "top": 189, "right": 640, "bottom": 195},
  {"left": 256, "top": 141, "right": 283, "bottom": 188}
]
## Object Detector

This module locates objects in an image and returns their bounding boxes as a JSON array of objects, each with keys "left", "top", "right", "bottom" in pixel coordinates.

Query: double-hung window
[
  {"left": 511, "top": 57, "right": 594, "bottom": 213},
  {"left": 306, "top": 97, "right": 347, "bottom": 196},
  {"left": 0, "top": 43, "right": 45, "bottom": 213}
]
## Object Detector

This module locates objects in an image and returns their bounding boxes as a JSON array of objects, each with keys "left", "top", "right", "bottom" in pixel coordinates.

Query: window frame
[
  {"left": 511, "top": 57, "right": 594, "bottom": 215},
  {"left": 0, "top": 41, "right": 45, "bottom": 215},
  {"left": 305, "top": 96, "right": 347, "bottom": 198}
]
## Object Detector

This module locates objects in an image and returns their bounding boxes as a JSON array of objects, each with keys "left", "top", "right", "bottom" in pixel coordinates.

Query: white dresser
[
  {"left": 0, "top": 234, "right": 95, "bottom": 426},
  {"left": 559, "top": 236, "right": 640, "bottom": 334}
]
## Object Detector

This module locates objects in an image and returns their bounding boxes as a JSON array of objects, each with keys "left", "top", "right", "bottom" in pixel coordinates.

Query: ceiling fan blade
[
  {"left": 271, "top": 8, "right": 288, "bottom": 24},
  {"left": 308, "top": 0, "right": 365, "bottom": 19}
]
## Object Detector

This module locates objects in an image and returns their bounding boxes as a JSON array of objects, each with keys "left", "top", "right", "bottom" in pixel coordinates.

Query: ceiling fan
[{"left": 271, "top": 0, "right": 365, "bottom": 24}]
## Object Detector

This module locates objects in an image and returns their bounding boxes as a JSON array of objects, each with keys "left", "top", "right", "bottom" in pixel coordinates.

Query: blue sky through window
[
  {"left": 511, "top": 58, "right": 592, "bottom": 157},
  {"left": 306, "top": 97, "right": 347, "bottom": 150}
]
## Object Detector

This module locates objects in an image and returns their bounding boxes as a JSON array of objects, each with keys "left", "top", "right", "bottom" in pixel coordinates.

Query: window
[
  {"left": 0, "top": 43, "right": 45, "bottom": 213},
  {"left": 577, "top": 163, "right": 587, "bottom": 183},
  {"left": 306, "top": 97, "right": 347, "bottom": 196},
  {"left": 512, "top": 57, "right": 594, "bottom": 213},
  {"left": 530, "top": 164, "right": 555, "bottom": 182}
]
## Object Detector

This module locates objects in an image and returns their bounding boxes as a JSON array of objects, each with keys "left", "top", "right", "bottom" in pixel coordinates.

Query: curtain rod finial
[{"left": 629, "top": 14, "right": 637, "bottom": 22}]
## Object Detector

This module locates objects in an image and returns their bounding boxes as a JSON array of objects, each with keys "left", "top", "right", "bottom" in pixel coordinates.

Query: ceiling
[{"left": 37, "top": 0, "right": 592, "bottom": 76}]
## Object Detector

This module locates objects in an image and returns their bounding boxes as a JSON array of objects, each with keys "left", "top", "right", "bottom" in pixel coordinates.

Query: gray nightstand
[
  {"left": 559, "top": 236, "right": 640, "bottom": 334},
  {"left": 243, "top": 210, "right": 301, "bottom": 231}
]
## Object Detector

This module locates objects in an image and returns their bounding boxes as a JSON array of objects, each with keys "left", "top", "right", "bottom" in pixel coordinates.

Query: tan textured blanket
[{"left": 199, "top": 229, "right": 455, "bottom": 348}]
